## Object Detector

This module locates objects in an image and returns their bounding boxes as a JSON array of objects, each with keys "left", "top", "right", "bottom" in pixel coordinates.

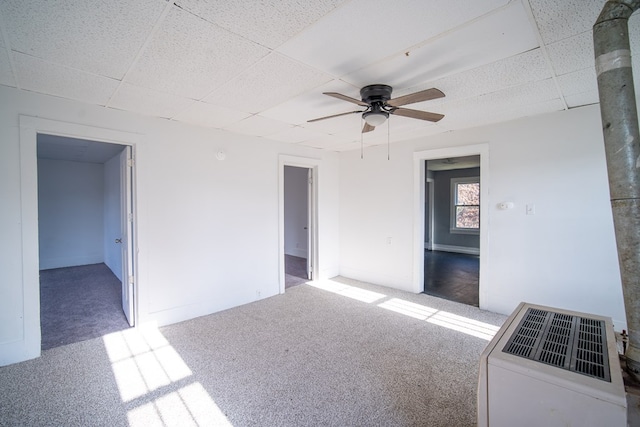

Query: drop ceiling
[{"left": 1, "top": 0, "right": 638, "bottom": 152}]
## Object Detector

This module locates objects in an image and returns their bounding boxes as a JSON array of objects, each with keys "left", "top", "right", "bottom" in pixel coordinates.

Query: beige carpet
[{"left": 0, "top": 277, "right": 506, "bottom": 426}]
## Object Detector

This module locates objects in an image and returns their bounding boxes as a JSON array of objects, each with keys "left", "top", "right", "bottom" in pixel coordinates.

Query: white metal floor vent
[{"left": 502, "top": 307, "right": 610, "bottom": 381}]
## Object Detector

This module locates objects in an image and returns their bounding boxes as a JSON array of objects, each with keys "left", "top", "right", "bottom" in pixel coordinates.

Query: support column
[{"left": 593, "top": 0, "right": 640, "bottom": 382}]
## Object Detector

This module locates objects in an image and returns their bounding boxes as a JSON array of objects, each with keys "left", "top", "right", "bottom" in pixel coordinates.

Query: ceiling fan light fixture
[{"left": 363, "top": 110, "right": 389, "bottom": 126}]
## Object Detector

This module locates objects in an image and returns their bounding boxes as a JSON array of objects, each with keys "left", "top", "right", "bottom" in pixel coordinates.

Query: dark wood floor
[{"left": 423, "top": 250, "right": 479, "bottom": 307}]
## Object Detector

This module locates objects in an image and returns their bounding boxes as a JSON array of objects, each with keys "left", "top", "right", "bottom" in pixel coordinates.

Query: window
[{"left": 451, "top": 177, "right": 480, "bottom": 234}]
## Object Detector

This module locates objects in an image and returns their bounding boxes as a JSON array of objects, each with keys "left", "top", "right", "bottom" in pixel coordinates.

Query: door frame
[
  {"left": 412, "top": 144, "right": 489, "bottom": 307},
  {"left": 19, "top": 115, "right": 140, "bottom": 359},
  {"left": 278, "top": 155, "right": 320, "bottom": 293},
  {"left": 425, "top": 178, "right": 434, "bottom": 250}
]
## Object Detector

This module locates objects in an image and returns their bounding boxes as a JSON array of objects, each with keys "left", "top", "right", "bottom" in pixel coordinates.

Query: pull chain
[
  {"left": 360, "top": 117, "right": 364, "bottom": 159},
  {"left": 387, "top": 114, "right": 390, "bottom": 160}
]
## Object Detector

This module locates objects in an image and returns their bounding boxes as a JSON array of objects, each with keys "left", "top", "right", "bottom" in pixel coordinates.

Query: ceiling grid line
[
  {"left": 105, "top": 0, "right": 177, "bottom": 108},
  {"left": 521, "top": 0, "right": 569, "bottom": 111}
]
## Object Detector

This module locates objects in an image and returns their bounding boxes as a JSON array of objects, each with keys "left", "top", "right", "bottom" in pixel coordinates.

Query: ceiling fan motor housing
[{"left": 360, "top": 84, "right": 393, "bottom": 104}]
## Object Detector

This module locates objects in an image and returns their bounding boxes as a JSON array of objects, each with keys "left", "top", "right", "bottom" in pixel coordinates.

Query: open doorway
[
  {"left": 283, "top": 165, "right": 312, "bottom": 288},
  {"left": 423, "top": 156, "right": 480, "bottom": 306},
  {"left": 37, "top": 134, "right": 135, "bottom": 350}
]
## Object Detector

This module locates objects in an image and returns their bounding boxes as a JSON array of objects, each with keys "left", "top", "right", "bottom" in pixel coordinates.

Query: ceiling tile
[
  {"left": 438, "top": 78, "right": 560, "bottom": 125},
  {"left": 204, "top": 53, "right": 333, "bottom": 114},
  {"left": 108, "top": 83, "right": 195, "bottom": 119},
  {"left": 0, "top": 48, "right": 16, "bottom": 87},
  {"left": 267, "top": 126, "right": 331, "bottom": 144},
  {"left": 443, "top": 98, "right": 565, "bottom": 130},
  {"left": 416, "top": 48, "right": 551, "bottom": 107},
  {"left": 344, "top": 1, "right": 539, "bottom": 89},
  {"left": 15, "top": 53, "right": 118, "bottom": 104},
  {"left": 260, "top": 79, "right": 361, "bottom": 125},
  {"left": 277, "top": 0, "right": 509, "bottom": 77},
  {"left": 0, "top": 0, "right": 167, "bottom": 79},
  {"left": 171, "top": 101, "right": 251, "bottom": 129},
  {"left": 565, "top": 90, "right": 600, "bottom": 108},
  {"left": 176, "top": 0, "right": 347, "bottom": 49},
  {"left": 222, "top": 115, "right": 293, "bottom": 137},
  {"left": 125, "top": 6, "right": 270, "bottom": 100},
  {"left": 492, "top": 98, "right": 566, "bottom": 122},
  {"left": 529, "top": 0, "right": 604, "bottom": 44},
  {"left": 556, "top": 68, "right": 597, "bottom": 97},
  {"left": 547, "top": 31, "right": 594, "bottom": 76}
]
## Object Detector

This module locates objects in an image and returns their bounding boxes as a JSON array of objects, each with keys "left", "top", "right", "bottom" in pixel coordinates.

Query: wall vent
[{"left": 502, "top": 307, "right": 610, "bottom": 381}]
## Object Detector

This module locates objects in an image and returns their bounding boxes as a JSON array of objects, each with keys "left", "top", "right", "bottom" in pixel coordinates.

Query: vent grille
[{"left": 503, "top": 308, "right": 610, "bottom": 381}]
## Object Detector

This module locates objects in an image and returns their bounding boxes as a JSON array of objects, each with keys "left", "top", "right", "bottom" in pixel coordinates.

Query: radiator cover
[
  {"left": 502, "top": 307, "right": 610, "bottom": 381},
  {"left": 478, "top": 302, "right": 626, "bottom": 427}
]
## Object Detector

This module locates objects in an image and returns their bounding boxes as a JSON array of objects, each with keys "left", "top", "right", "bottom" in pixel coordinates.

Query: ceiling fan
[{"left": 308, "top": 84, "right": 445, "bottom": 132}]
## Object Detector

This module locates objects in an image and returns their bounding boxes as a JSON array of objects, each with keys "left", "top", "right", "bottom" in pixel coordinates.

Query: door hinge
[
  {"left": 128, "top": 275, "right": 135, "bottom": 285},
  {"left": 128, "top": 212, "right": 134, "bottom": 222},
  {"left": 127, "top": 158, "right": 135, "bottom": 167}
]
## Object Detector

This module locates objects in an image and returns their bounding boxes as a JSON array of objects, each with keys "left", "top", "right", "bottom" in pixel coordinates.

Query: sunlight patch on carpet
[
  {"left": 378, "top": 298, "right": 439, "bottom": 320},
  {"left": 308, "top": 279, "right": 387, "bottom": 303},
  {"left": 103, "top": 326, "right": 233, "bottom": 426},
  {"left": 308, "top": 280, "right": 500, "bottom": 341}
]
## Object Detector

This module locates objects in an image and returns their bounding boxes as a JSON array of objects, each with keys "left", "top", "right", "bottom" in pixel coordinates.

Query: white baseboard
[
  {"left": 39, "top": 254, "right": 104, "bottom": 270},
  {"left": 430, "top": 244, "right": 479, "bottom": 256},
  {"left": 285, "top": 248, "right": 307, "bottom": 258}
]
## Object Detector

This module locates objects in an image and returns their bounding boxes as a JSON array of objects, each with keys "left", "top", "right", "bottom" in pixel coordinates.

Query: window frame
[{"left": 450, "top": 176, "right": 480, "bottom": 235}]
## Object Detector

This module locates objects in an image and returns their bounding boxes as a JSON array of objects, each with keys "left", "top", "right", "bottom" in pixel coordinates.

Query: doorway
[
  {"left": 279, "top": 155, "right": 319, "bottom": 294},
  {"left": 283, "top": 165, "right": 312, "bottom": 288},
  {"left": 37, "top": 134, "right": 135, "bottom": 349},
  {"left": 422, "top": 156, "right": 480, "bottom": 306}
]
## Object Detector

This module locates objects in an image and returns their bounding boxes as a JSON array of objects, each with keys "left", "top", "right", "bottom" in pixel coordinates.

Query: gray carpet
[
  {"left": 1, "top": 276, "right": 506, "bottom": 427},
  {"left": 40, "top": 263, "right": 130, "bottom": 350},
  {"left": 285, "top": 254, "right": 308, "bottom": 288}
]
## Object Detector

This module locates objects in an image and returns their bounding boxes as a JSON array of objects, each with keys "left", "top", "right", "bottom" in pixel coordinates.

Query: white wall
[
  {"left": 0, "top": 86, "right": 340, "bottom": 365},
  {"left": 37, "top": 158, "right": 105, "bottom": 269},
  {"left": 340, "top": 105, "right": 626, "bottom": 330},
  {"left": 284, "top": 166, "right": 308, "bottom": 258},
  {"left": 104, "top": 152, "right": 122, "bottom": 280}
]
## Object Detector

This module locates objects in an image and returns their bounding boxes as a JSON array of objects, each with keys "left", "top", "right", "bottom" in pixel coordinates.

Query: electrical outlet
[
  {"left": 256, "top": 290, "right": 261, "bottom": 299},
  {"left": 387, "top": 237, "right": 392, "bottom": 245}
]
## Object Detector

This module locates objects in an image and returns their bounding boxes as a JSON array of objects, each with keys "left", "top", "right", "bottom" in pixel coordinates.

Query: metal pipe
[{"left": 593, "top": 0, "right": 640, "bottom": 382}]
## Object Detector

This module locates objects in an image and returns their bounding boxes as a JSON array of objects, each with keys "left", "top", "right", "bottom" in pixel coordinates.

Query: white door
[
  {"left": 306, "top": 168, "right": 314, "bottom": 280},
  {"left": 120, "top": 147, "right": 135, "bottom": 326}
]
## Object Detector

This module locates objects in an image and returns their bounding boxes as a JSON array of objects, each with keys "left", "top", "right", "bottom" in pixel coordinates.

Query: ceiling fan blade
[
  {"left": 324, "top": 92, "right": 369, "bottom": 107},
  {"left": 387, "top": 88, "right": 445, "bottom": 107},
  {"left": 391, "top": 107, "right": 444, "bottom": 122},
  {"left": 307, "top": 110, "right": 363, "bottom": 123},
  {"left": 362, "top": 123, "right": 375, "bottom": 133}
]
